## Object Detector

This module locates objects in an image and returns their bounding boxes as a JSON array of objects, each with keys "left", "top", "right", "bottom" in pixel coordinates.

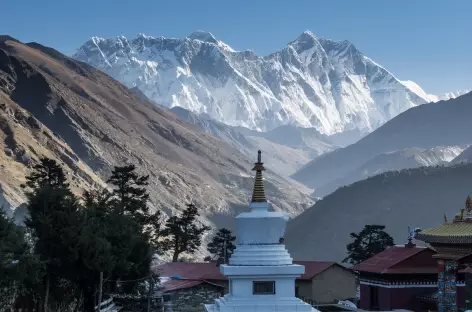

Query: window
[{"left": 253, "top": 281, "right": 275, "bottom": 295}]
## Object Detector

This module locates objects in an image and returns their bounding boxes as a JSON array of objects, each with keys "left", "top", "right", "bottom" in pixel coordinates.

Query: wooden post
[
  {"left": 224, "top": 240, "right": 227, "bottom": 264},
  {"left": 97, "top": 272, "right": 103, "bottom": 312},
  {"left": 147, "top": 276, "right": 154, "bottom": 312},
  {"left": 44, "top": 274, "right": 50, "bottom": 312}
]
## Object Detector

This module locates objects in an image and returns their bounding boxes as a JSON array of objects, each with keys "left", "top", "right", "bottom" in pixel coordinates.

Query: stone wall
[
  {"left": 165, "top": 283, "right": 224, "bottom": 312},
  {"left": 111, "top": 294, "right": 164, "bottom": 312},
  {"left": 311, "top": 265, "right": 357, "bottom": 303}
]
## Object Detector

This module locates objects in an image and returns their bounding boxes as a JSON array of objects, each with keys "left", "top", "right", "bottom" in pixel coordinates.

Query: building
[
  {"left": 296, "top": 261, "right": 357, "bottom": 304},
  {"left": 415, "top": 196, "right": 472, "bottom": 312},
  {"left": 353, "top": 197, "right": 472, "bottom": 312},
  {"left": 156, "top": 260, "right": 357, "bottom": 310},
  {"left": 204, "top": 150, "right": 318, "bottom": 312},
  {"left": 352, "top": 241, "right": 439, "bottom": 311}
]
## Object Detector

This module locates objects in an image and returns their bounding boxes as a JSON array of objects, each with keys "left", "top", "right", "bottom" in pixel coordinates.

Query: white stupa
[{"left": 205, "top": 151, "right": 319, "bottom": 312}]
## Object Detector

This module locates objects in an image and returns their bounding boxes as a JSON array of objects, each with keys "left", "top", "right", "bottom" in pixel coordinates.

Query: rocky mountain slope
[
  {"left": 285, "top": 163, "right": 472, "bottom": 262},
  {"left": 0, "top": 36, "right": 313, "bottom": 227},
  {"left": 235, "top": 124, "right": 338, "bottom": 158},
  {"left": 314, "top": 146, "right": 466, "bottom": 197},
  {"left": 292, "top": 92, "right": 472, "bottom": 191},
  {"left": 74, "top": 30, "right": 435, "bottom": 140},
  {"left": 0, "top": 78, "right": 106, "bottom": 211},
  {"left": 168, "top": 106, "right": 313, "bottom": 176}
]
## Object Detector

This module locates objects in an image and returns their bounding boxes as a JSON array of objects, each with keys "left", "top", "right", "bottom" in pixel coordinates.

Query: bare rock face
[{"left": 0, "top": 37, "right": 313, "bottom": 232}]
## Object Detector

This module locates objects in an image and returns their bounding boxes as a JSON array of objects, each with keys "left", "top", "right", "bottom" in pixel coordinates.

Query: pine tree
[
  {"left": 22, "top": 158, "right": 81, "bottom": 312},
  {"left": 22, "top": 157, "right": 69, "bottom": 190},
  {"left": 343, "top": 224, "right": 395, "bottom": 265},
  {"left": 206, "top": 228, "right": 236, "bottom": 264},
  {"left": 147, "top": 210, "right": 163, "bottom": 254},
  {"left": 107, "top": 164, "right": 150, "bottom": 224},
  {"left": 106, "top": 165, "right": 153, "bottom": 292},
  {"left": 75, "top": 190, "right": 115, "bottom": 312},
  {"left": 0, "top": 209, "right": 44, "bottom": 312},
  {"left": 0, "top": 209, "right": 27, "bottom": 310},
  {"left": 161, "top": 204, "right": 210, "bottom": 262}
]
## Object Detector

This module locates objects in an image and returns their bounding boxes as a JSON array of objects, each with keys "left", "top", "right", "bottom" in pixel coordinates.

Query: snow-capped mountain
[
  {"left": 73, "top": 30, "right": 433, "bottom": 137},
  {"left": 400, "top": 80, "right": 470, "bottom": 103}
]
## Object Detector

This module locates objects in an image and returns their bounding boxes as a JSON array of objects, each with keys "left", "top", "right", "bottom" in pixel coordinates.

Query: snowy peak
[
  {"left": 290, "top": 30, "right": 318, "bottom": 51},
  {"left": 187, "top": 30, "right": 235, "bottom": 52},
  {"left": 400, "top": 80, "right": 471, "bottom": 103},
  {"left": 187, "top": 30, "right": 218, "bottom": 44},
  {"left": 73, "top": 31, "right": 449, "bottom": 138}
]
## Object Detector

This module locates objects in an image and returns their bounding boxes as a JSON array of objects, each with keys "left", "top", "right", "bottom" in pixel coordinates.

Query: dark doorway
[{"left": 370, "top": 286, "right": 380, "bottom": 310}]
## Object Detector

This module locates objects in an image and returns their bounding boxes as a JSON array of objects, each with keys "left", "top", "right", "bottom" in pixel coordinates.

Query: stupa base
[{"left": 204, "top": 295, "right": 320, "bottom": 312}]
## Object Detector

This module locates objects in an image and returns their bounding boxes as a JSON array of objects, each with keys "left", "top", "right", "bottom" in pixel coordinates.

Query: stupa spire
[{"left": 251, "top": 150, "right": 266, "bottom": 203}]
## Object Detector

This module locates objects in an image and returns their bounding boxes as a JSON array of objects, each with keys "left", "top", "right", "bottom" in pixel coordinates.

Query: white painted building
[{"left": 205, "top": 151, "right": 319, "bottom": 312}]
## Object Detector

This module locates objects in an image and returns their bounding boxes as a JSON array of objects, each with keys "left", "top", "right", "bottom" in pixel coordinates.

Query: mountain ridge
[
  {"left": 0, "top": 36, "right": 313, "bottom": 227},
  {"left": 286, "top": 163, "right": 472, "bottom": 261},
  {"left": 292, "top": 91, "right": 472, "bottom": 190},
  {"left": 73, "top": 30, "right": 449, "bottom": 141}
]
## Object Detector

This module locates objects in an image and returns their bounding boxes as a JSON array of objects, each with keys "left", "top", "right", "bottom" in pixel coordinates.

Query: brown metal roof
[
  {"left": 351, "top": 246, "right": 436, "bottom": 274},
  {"left": 161, "top": 279, "right": 206, "bottom": 292}
]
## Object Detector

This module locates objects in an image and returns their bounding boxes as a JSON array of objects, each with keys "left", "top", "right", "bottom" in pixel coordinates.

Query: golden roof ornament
[{"left": 251, "top": 150, "right": 267, "bottom": 203}]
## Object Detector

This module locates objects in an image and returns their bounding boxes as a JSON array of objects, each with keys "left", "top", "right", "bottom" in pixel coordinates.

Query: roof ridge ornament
[
  {"left": 466, "top": 195, "right": 472, "bottom": 216},
  {"left": 251, "top": 150, "right": 267, "bottom": 203}
]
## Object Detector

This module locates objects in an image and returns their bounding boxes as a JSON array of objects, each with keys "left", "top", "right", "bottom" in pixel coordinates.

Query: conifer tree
[
  {"left": 107, "top": 164, "right": 150, "bottom": 224},
  {"left": 0, "top": 209, "right": 27, "bottom": 310},
  {"left": 161, "top": 204, "right": 210, "bottom": 262},
  {"left": 75, "top": 190, "right": 115, "bottom": 312},
  {"left": 106, "top": 165, "right": 153, "bottom": 291},
  {"left": 206, "top": 228, "right": 236, "bottom": 264},
  {"left": 147, "top": 209, "right": 163, "bottom": 254},
  {"left": 22, "top": 158, "right": 81, "bottom": 312},
  {"left": 343, "top": 224, "right": 394, "bottom": 265}
]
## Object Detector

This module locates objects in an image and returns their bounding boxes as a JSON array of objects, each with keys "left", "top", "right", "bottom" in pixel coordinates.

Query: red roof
[
  {"left": 295, "top": 261, "right": 343, "bottom": 280},
  {"left": 351, "top": 246, "right": 437, "bottom": 274},
  {"left": 161, "top": 279, "right": 205, "bottom": 292},
  {"left": 154, "top": 261, "right": 345, "bottom": 281}
]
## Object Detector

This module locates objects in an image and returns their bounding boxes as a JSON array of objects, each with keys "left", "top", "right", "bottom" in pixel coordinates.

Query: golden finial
[
  {"left": 444, "top": 213, "right": 448, "bottom": 223},
  {"left": 251, "top": 150, "right": 266, "bottom": 202}
]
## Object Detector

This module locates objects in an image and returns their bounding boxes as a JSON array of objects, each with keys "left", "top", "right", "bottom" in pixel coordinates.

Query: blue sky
[{"left": 2, "top": 0, "right": 471, "bottom": 94}]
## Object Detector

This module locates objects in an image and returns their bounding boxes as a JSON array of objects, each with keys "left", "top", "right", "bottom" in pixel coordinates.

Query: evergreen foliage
[
  {"left": 343, "top": 224, "right": 394, "bottom": 265},
  {"left": 206, "top": 228, "right": 236, "bottom": 264},
  {"left": 11, "top": 159, "right": 159, "bottom": 312},
  {"left": 107, "top": 164, "right": 150, "bottom": 224},
  {"left": 161, "top": 204, "right": 210, "bottom": 262}
]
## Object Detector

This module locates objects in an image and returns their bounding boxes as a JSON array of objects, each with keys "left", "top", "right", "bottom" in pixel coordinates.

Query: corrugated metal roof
[
  {"left": 351, "top": 246, "right": 435, "bottom": 274},
  {"left": 295, "top": 261, "right": 343, "bottom": 279},
  {"left": 161, "top": 279, "right": 205, "bottom": 292}
]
